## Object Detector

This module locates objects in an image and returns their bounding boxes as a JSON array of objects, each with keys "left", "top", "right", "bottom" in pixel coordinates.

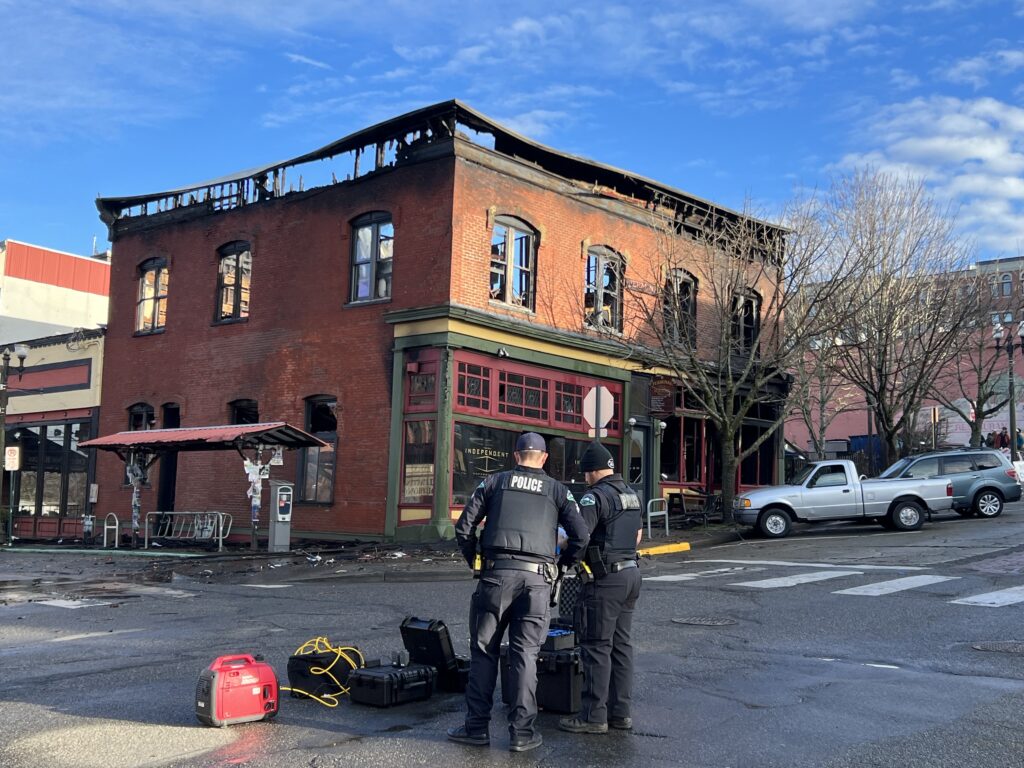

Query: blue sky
[{"left": 2, "top": 0, "right": 1022, "bottom": 260}]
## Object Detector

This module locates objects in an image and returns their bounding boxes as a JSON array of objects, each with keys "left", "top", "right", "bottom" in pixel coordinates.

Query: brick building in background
[{"left": 93, "top": 101, "right": 786, "bottom": 542}]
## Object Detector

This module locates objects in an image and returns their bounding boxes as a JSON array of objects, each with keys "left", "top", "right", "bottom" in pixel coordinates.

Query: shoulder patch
[
  {"left": 566, "top": 490, "right": 576, "bottom": 502},
  {"left": 476, "top": 481, "right": 485, "bottom": 489},
  {"left": 580, "top": 493, "right": 597, "bottom": 506}
]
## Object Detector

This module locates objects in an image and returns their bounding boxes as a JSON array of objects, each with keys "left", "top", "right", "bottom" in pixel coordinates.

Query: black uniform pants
[
  {"left": 465, "top": 568, "right": 550, "bottom": 737},
  {"left": 578, "top": 566, "right": 642, "bottom": 724}
]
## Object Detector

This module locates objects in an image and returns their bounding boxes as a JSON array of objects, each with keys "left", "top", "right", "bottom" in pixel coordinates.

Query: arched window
[
  {"left": 216, "top": 241, "right": 252, "bottom": 322},
  {"left": 664, "top": 269, "right": 697, "bottom": 344},
  {"left": 127, "top": 402, "right": 155, "bottom": 431},
  {"left": 135, "top": 258, "right": 169, "bottom": 334},
  {"left": 731, "top": 291, "right": 761, "bottom": 354},
  {"left": 229, "top": 399, "right": 260, "bottom": 424},
  {"left": 489, "top": 216, "right": 537, "bottom": 310},
  {"left": 1002, "top": 273, "right": 1012, "bottom": 297},
  {"left": 350, "top": 212, "right": 393, "bottom": 302},
  {"left": 585, "top": 246, "right": 623, "bottom": 331},
  {"left": 299, "top": 396, "right": 337, "bottom": 503}
]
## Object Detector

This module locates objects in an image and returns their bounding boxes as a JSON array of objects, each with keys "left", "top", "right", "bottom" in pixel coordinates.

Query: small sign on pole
[
  {"left": 587, "top": 428, "right": 609, "bottom": 438},
  {"left": 4, "top": 446, "right": 20, "bottom": 471}
]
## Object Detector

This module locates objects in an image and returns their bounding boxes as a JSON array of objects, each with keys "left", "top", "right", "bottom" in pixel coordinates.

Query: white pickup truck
[{"left": 733, "top": 459, "right": 954, "bottom": 538}]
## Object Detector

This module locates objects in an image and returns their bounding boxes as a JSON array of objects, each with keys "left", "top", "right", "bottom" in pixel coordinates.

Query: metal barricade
[
  {"left": 103, "top": 513, "right": 120, "bottom": 548},
  {"left": 144, "top": 511, "right": 232, "bottom": 551},
  {"left": 646, "top": 498, "right": 669, "bottom": 538}
]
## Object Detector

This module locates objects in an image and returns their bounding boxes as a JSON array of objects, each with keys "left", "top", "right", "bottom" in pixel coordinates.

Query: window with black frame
[
  {"left": 216, "top": 241, "right": 252, "bottom": 322},
  {"left": 402, "top": 421, "right": 436, "bottom": 504},
  {"left": 350, "top": 212, "right": 393, "bottom": 302},
  {"left": 135, "top": 259, "right": 169, "bottom": 333},
  {"left": 300, "top": 397, "right": 337, "bottom": 503}
]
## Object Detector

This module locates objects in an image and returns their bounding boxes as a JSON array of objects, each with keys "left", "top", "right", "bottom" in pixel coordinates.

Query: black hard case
[
  {"left": 399, "top": 616, "right": 466, "bottom": 693},
  {"left": 348, "top": 663, "right": 436, "bottom": 707},
  {"left": 500, "top": 646, "right": 582, "bottom": 714}
]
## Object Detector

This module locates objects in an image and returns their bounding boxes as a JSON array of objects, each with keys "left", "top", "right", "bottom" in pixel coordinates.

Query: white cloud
[
  {"left": 942, "top": 49, "right": 1024, "bottom": 89},
  {"left": 841, "top": 96, "right": 1024, "bottom": 255},
  {"left": 890, "top": 68, "right": 921, "bottom": 90},
  {"left": 285, "top": 53, "right": 332, "bottom": 70},
  {"left": 394, "top": 44, "right": 443, "bottom": 62},
  {"left": 741, "top": 0, "right": 874, "bottom": 31},
  {"left": 494, "top": 109, "right": 568, "bottom": 139}
]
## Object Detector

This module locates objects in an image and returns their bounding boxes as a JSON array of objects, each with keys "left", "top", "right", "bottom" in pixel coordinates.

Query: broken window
[
  {"left": 135, "top": 258, "right": 169, "bottom": 334},
  {"left": 490, "top": 217, "right": 536, "bottom": 310},
  {"left": 350, "top": 212, "right": 393, "bottom": 302},
  {"left": 216, "top": 241, "right": 252, "bottom": 322},
  {"left": 731, "top": 291, "right": 761, "bottom": 354},
  {"left": 300, "top": 396, "right": 337, "bottom": 503},
  {"left": 229, "top": 399, "right": 260, "bottom": 425},
  {"left": 584, "top": 246, "right": 623, "bottom": 331},
  {"left": 128, "top": 402, "right": 155, "bottom": 431},
  {"left": 663, "top": 268, "right": 697, "bottom": 345}
]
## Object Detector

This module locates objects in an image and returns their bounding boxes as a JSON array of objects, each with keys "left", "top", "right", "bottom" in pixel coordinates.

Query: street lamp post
[
  {"left": 993, "top": 323, "right": 1024, "bottom": 462},
  {"left": 1, "top": 344, "right": 30, "bottom": 545}
]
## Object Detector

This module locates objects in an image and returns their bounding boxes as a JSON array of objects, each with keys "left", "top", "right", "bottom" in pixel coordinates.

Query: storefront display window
[{"left": 402, "top": 421, "right": 436, "bottom": 503}]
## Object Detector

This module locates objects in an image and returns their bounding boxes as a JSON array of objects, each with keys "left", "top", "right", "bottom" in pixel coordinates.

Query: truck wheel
[
  {"left": 757, "top": 509, "right": 791, "bottom": 538},
  {"left": 973, "top": 490, "right": 1004, "bottom": 518},
  {"left": 888, "top": 500, "right": 924, "bottom": 531}
]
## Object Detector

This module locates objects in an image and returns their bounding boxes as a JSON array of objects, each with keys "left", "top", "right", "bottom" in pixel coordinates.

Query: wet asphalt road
[{"left": 3, "top": 507, "right": 1024, "bottom": 767}]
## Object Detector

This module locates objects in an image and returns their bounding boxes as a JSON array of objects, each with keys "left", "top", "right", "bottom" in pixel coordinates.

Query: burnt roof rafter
[{"left": 96, "top": 100, "right": 783, "bottom": 242}]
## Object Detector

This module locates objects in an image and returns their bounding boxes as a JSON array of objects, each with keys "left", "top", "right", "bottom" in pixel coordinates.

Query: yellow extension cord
[{"left": 279, "top": 636, "right": 365, "bottom": 708}]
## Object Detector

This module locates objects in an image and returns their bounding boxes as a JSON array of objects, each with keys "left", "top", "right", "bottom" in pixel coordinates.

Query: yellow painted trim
[
  {"left": 638, "top": 542, "right": 691, "bottom": 556},
  {"left": 450, "top": 507, "right": 462, "bottom": 520},
  {"left": 399, "top": 508, "right": 431, "bottom": 522}
]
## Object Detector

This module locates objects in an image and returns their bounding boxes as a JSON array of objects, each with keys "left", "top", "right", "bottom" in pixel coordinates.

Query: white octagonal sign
[{"left": 582, "top": 386, "right": 614, "bottom": 429}]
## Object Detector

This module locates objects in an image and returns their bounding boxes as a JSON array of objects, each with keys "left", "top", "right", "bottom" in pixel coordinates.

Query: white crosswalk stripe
[
  {"left": 951, "top": 586, "right": 1024, "bottom": 607},
  {"left": 730, "top": 571, "right": 862, "bottom": 588},
  {"left": 833, "top": 575, "right": 960, "bottom": 596}
]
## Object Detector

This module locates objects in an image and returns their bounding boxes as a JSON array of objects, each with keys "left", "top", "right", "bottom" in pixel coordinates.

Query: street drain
[
  {"left": 671, "top": 617, "right": 737, "bottom": 627},
  {"left": 972, "top": 641, "right": 1024, "bottom": 654}
]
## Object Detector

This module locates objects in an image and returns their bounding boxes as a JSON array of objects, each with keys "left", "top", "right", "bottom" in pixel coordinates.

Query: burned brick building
[{"left": 94, "top": 100, "right": 785, "bottom": 542}]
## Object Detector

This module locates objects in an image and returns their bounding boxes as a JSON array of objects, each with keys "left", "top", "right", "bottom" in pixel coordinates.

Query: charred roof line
[{"left": 95, "top": 99, "right": 783, "bottom": 237}]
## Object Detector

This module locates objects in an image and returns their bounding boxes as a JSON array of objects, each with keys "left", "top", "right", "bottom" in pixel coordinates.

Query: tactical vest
[
  {"left": 479, "top": 470, "right": 560, "bottom": 560},
  {"left": 590, "top": 478, "right": 642, "bottom": 563}
]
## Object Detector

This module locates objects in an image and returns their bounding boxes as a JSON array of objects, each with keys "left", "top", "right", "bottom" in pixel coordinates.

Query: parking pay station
[{"left": 268, "top": 480, "right": 294, "bottom": 553}]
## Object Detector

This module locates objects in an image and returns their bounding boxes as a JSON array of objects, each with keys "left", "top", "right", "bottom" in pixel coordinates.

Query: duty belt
[
  {"left": 484, "top": 559, "right": 546, "bottom": 575},
  {"left": 609, "top": 560, "right": 638, "bottom": 573}
]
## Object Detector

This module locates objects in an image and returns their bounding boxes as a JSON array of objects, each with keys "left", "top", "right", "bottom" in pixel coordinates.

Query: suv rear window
[
  {"left": 941, "top": 456, "right": 974, "bottom": 474},
  {"left": 903, "top": 458, "right": 939, "bottom": 478},
  {"left": 970, "top": 453, "right": 1004, "bottom": 470}
]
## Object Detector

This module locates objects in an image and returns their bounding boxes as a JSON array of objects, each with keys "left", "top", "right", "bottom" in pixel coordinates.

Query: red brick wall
[
  {"left": 451, "top": 155, "right": 772, "bottom": 360},
  {"left": 95, "top": 157, "right": 456, "bottom": 536}
]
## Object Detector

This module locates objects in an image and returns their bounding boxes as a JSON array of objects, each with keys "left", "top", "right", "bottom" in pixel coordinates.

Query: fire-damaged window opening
[
  {"left": 216, "top": 241, "right": 252, "bottom": 322},
  {"left": 300, "top": 396, "right": 337, "bottom": 503},
  {"left": 490, "top": 216, "right": 536, "bottom": 310},
  {"left": 732, "top": 290, "right": 762, "bottom": 354},
  {"left": 350, "top": 212, "right": 394, "bottom": 302},
  {"left": 664, "top": 268, "right": 698, "bottom": 345},
  {"left": 584, "top": 246, "right": 623, "bottom": 332},
  {"left": 136, "top": 258, "right": 169, "bottom": 334},
  {"left": 229, "top": 399, "right": 260, "bottom": 425}
]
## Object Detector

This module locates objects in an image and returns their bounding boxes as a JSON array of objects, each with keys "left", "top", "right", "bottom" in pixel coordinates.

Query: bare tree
[
  {"left": 928, "top": 271, "right": 1008, "bottom": 447},
  {"left": 616, "top": 194, "right": 862, "bottom": 522},
  {"left": 826, "top": 170, "right": 977, "bottom": 467},
  {"left": 789, "top": 334, "right": 862, "bottom": 460}
]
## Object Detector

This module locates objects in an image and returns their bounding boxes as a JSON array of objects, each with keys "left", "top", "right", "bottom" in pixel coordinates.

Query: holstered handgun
[{"left": 549, "top": 565, "right": 565, "bottom": 607}]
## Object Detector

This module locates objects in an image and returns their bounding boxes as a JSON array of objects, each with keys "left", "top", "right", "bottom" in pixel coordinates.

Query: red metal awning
[{"left": 80, "top": 422, "right": 326, "bottom": 452}]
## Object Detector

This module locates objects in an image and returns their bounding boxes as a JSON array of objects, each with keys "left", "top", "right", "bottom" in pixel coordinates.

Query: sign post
[{"left": 583, "top": 386, "right": 614, "bottom": 440}]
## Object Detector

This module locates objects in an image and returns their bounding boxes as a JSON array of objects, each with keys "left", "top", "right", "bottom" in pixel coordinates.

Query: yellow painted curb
[{"left": 638, "top": 542, "right": 691, "bottom": 556}]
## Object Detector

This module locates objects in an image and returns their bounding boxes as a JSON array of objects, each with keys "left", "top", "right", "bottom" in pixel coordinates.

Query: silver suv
[{"left": 878, "top": 449, "right": 1022, "bottom": 518}]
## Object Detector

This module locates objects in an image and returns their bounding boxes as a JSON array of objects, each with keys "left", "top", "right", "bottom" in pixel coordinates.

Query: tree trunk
[{"left": 719, "top": 445, "right": 737, "bottom": 525}]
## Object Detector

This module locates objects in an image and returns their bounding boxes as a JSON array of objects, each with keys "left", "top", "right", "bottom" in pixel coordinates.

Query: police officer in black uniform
[
  {"left": 559, "top": 440, "right": 643, "bottom": 735},
  {"left": 448, "top": 432, "right": 589, "bottom": 753}
]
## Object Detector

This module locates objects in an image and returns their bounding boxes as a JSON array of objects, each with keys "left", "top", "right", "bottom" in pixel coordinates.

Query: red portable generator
[{"left": 196, "top": 654, "right": 279, "bottom": 727}]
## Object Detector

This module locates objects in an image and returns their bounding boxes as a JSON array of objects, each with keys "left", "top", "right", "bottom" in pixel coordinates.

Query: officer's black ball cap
[
  {"left": 580, "top": 440, "right": 615, "bottom": 472},
  {"left": 516, "top": 432, "right": 547, "bottom": 452}
]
